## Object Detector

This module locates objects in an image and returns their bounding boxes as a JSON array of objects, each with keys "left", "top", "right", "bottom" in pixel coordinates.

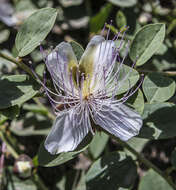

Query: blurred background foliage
[{"left": 1, "top": 0, "right": 176, "bottom": 190}]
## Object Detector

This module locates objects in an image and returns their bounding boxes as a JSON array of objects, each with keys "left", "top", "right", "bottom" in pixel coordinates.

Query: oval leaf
[
  {"left": 130, "top": 23, "right": 165, "bottom": 66},
  {"left": 116, "top": 10, "right": 127, "bottom": 29},
  {"left": 127, "top": 89, "right": 145, "bottom": 115},
  {"left": 0, "top": 75, "right": 39, "bottom": 109},
  {"left": 70, "top": 41, "right": 84, "bottom": 61},
  {"left": 138, "top": 103, "right": 176, "bottom": 139},
  {"left": 139, "top": 169, "right": 172, "bottom": 190},
  {"left": 15, "top": 8, "right": 57, "bottom": 57},
  {"left": 86, "top": 152, "right": 137, "bottom": 190},
  {"left": 89, "top": 132, "right": 109, "bottom": 159},
  {"left": 115, "top": 63, "right": 140, "bottom": 95},
  {"left": 142, "top": 73, "right": 175, "bottom": 103}
]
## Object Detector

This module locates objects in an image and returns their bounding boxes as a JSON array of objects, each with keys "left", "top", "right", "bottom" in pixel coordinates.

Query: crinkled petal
[
  {"left": 93, "top": 103, "right": 142, "bottom": 141},
  {"left": 79, "top": 35, "right": 117, "bottom": 91},
  {"left": 46, "top": 42, "right": 78, "bottom": 94},
  {"left": 79, "top": 35, "right": 105, "bottom": 78},
  {"left": 44, "top": 108, "right": 90, "bottom": 154}
]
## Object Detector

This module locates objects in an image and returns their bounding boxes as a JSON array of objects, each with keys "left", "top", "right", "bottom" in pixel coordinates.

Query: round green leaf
[
  {"left": 86, "top": 152, "right": 137, "bottom": 190},
  {"left": 89, "top": 132, "right": 109, "bottom": 159},
  {"left": 130, "top": 23, "right": 165, "bottom": 66},
  {"left": 127, "top": 89, "right": 145, "bottom": 115},
  {"left": 0, "top": 75, "right": 39, "bottom": 109},
  {"left": 15, "top": 8, "right": 57, "bottom": 57},
  {"left": 138, "top": 103, "right": 176, "bottom": 139},
  {"left": 142, "top": 73, "right": 175, "bottom": 103},
  {"left": 108, "top": 0, "right": 137, "bottom": 7},
  {"left": 116, "top": 10, "right": 127, "bottom": 29},
  {"left": 115, "top": 63, "right": 140, "bottom": 95},
  {"left": 70, "top": 41, "right": 84, "bottom": 61},
  {"left": 126, "top": 137, "right": 149, "bottom": 159},
  {"left": 139, "top": 169, "right": 172, "bottom": 190}
]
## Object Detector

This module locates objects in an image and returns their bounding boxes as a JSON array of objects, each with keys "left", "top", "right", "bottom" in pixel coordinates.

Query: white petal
[
  {"left": 93, "top": 103, "right": 142, "bottom": 141},
  {"left": 46, "top": 42, "right": 78, "bottom": 94},
  {"left": 44, "top": 108, "right": 90, "bottom": 154},
  {"left": 79, "top": 35, "right": 116, "bottom": 91},
  {"left": 85, "top": 35, "right": 105, "bottom": 49},
  {"left": 92, "top": 40, "right": 117, "bottom": 90},
  {"left": 79, "top": 35, "right": 105, "bottom": 77}
]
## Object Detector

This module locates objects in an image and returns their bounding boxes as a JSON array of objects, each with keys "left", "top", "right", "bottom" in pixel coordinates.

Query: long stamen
[
  {"left": 69, "top": 67, "right": 75, "bottom": 97},
  {"left": 117, "top": 26, "right": 129, "bottom": 50},
  {"left": 101, "top": 22, "right": 106, "bottom": 36},
  {"left": 106, "top": 20, "right": 112, "bottom": 41}
]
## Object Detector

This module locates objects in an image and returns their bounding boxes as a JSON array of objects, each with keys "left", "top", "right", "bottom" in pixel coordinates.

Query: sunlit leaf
[
  {"left": 86, "top": 152, "right": 137, "bottom": 190},
  {"left": 126, "top": 137, "right": 149, "bottom": 159},
  {"left": 89, "top": 132, "right": 109, "bottom": 159},
  {"left": 15, "top": 8, "right": 57, "bottom": 57},
  {"left": 138, "top": 169, "right": 172, "bottom": 190},
  {"left": 116, "top": 10, "right": 127, "bottom": 29},
  {"left": 138, "top": 103, "right": 176, "bottom": 139},
  {"left": 0, "top": 75, "right": 39, "bottom": 109},
  {"left": 114, "top": 63, "right": 140, "bottom": 95},
  {"left": 127, "top": 89, "right": 145, "bottom": 115},
  {"left": 130, "top": 23, "right": 165, "bottom": 66},
  {"left": 70, "top": 41, "right": 84, "bottom": 61},
  {"left": 142, "top": 73, "right": 175, "bottom": 103}
]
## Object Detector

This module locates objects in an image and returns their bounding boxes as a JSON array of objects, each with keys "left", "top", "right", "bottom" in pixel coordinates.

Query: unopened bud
[
  {"left": 138, "top": 13, "right": 152, "bottom": 24},
  {"left": 13, "top": 154, "right": 33, "bottom": 178}
]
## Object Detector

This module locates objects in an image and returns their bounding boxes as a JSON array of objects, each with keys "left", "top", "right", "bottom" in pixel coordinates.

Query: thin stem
[
  {"left": 116, "top": 138, "right": 176, "bottom": 190},
  {"left": 72, "top": 170, "right": 81, "bottom": 190},
  {"left": 32, "top": 173, "right": 48, "bottom": 190},
  {"left": 33, "top": 98, "right": 55, "bottom": 120},
  {"left": 0, "top": 51, "right": 36, "bottom": 79},
  {"left": 137, "top": 69, "right": 176, "bottom": 77},
  {"left": 0, "top": 130, "right": 18, "bottom": 159}
]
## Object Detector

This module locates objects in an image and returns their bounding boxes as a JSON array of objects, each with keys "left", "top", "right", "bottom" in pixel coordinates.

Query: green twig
[
  {"left": 116, "top": 138, "right": 176, "bottom": 190},
  {"left": 137, "top": 69, "right": 176, "bottom": 77},
  {"left": 32, "top": 173, "right": 48, "bottom": 190},
  {"left": 166, "top": 19, "right": 176, "bottom": 35},
  {"left": 0, "top": 130, "right": 18, "bottom": 159},
  {"left": 0, "top": 51, "right": 36, "bottom": 79}
]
